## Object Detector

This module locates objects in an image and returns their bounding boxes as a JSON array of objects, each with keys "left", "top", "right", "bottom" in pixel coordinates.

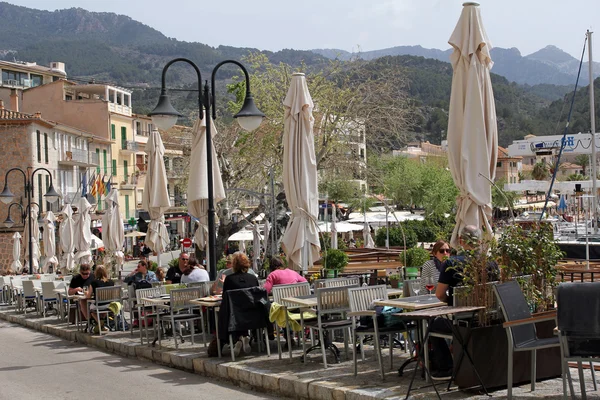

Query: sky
[{"left": 7, "top": 0, "right": 600, "bottom": 59}]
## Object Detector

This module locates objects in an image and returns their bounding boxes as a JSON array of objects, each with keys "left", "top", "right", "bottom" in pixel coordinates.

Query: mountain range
[{"left": 312, "top": 44, "right": 600, "bottom": 86}]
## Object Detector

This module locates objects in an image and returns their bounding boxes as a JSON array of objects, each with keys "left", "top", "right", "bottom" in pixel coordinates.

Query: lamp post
[
  {"left": 148, "top": 58, "right": 265, "bottom": 280},
  {"left": 0, "top": 167, "right": 60, "bottom": 273}
]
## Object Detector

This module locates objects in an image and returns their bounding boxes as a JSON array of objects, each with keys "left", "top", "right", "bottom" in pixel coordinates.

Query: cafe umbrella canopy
[
  {"left": 42, "top": 211, "right": 58, "bottom": 273},
  {"left": 102, "top": 188, "right": 125, "bottom": 275},
  {"left": 11, "top": 232, "right": 22, "bottom": 272},
  {"left": 447, "top": 2, "right": 498, "bottom": 247},
  {"left": 74, "top": 196, "right": 93, "bottom": 265},
  {"left": 59, "top": 203, "right": 75, "bottom": 274},
  {"left": 281, "top": 73, "right": 321, "bottom": 272},
  {"left": 23, "top": 203, "right": 40, "bottom": 273},
  {"left": 142, "top": 129, "right": 171, "bottom": 266},
  {"left": 187, "top": 114, "right": 226, "bottom": 266}
]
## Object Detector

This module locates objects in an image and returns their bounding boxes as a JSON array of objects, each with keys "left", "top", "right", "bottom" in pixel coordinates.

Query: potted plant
[
  {"left": 388, "top": 273, "right": 401, "bottom": 288},
  {"left": 452, "top": 222, "right": 564, "bottom": 389},
  {"left": 323, "top": 248, "right": 349, "bottom": 278},
  {"left": 400, "top": 246, "right": 430, "bottom": 279}
]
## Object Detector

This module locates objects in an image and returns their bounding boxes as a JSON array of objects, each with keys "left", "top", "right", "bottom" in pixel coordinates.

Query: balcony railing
[
  {"left": 135, "top": 130, "right": 151, "bottom": 137},
  {"left": 59, "top": 148, "right": 99, "bottom": 166},
  {"left": 120, "top": 140, "right": 138, "bottom": 152},
  {"left": 108, "top": 102, "right": 132, "bottom": 117}
]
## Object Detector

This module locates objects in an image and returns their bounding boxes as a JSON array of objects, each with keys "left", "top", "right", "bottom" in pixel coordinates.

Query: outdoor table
[
  {"left": 282, "top": 288, "right": 406, "bottom": 309},
  {"left": 53, "top": 288, "right": 78, "bottom": 321},
  {"left": 190, "top": 297, "right": 222, "bottom": 357},
  {"left": 393, "top": 306, "right": 489, "bottom": 400},
  {"left": 141, "top": 295, "right": 172, "bottom": 346},
  {"left": 375, "top": 295, "right": 446, "bottom": 378}
]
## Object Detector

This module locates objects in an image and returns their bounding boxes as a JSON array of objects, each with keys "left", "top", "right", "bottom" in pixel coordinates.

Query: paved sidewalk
[{"left": 0, "top": 307, "right": 595, "bottom": 399}]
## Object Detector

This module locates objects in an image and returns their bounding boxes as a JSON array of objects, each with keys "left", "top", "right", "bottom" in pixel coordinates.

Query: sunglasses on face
[{"left": 438, "top": 249, "right": 451, "bottom": 254}]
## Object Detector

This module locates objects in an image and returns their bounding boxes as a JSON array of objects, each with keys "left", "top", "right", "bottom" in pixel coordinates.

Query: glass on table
[
  {"left": 411, "top": 280, "right": 421, "bottom": 302},
  {"left": 425, "top": 277, "right": 435, "bottom": 299}
]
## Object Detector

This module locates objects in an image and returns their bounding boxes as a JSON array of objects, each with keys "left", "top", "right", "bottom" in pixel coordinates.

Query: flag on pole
[
  {"left": 105, "top": 175, "right": 111, "bottom": 196},
  {"left": 81, "top": 172, "right": 87, "bottom": 197},
  {"left": 98, "top": 174, "right": 106, "bottom": 197},
  {"left": 90, "top": 174, "right": 98, "bottom": 197}
]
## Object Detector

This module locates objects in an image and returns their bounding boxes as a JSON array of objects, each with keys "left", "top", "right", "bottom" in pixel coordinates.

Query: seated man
[
  {"left": 124, "top": 260, "right": 158, "bottom": 285},
  {"left": 68, "top": 263, "right": 95, "bottom": 323},
  {"left": 166, "top": 253, "right": 187, "bottom": 284}
]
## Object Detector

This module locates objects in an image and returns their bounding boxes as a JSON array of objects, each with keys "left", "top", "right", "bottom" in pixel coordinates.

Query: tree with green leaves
[
  {"left": 532, "top": 162, "right": 550, "bottom": 181},
  {"left": 574, "top": 154, "right": 590, "bottom": 177}
]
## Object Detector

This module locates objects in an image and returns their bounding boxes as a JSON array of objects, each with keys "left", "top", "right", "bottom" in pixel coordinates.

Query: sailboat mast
[{"left": 588, "top": 29, "right": 597, "bottom": 234}]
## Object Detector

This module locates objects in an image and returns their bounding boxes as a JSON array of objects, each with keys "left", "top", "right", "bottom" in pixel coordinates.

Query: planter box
[{"left": 453, "top": 320, "right": 561, "bottom": 389}]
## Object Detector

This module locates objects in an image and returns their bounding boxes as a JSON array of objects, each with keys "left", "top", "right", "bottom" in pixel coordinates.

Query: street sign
[{"left": 182, "top": 238, "right": 192, "bottom": 248}]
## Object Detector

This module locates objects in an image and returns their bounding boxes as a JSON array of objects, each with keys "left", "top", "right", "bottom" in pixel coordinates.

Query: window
[
  {"left": 496, "top": 161, "right": 502, "bottom": 168},
  {"left": 136, "top": 121, "right": 141, "bottom": 135},
  {"left": 111, "top": 124, "right": 116, "bottom": 140},
  {"left": 30, "top": 74, "right": 43, "bottom": 87},
  {"left": 121, "top": 127, "right": 127, "bottom": 149},
  {"left": 164, "top": 157, "right": 170, "bottom": 172},
  {"left": 103, "top": 150, "right": 107, "bottom": 174},
  {"left": 96, "top": 149, "right": 100, "bottom": 174},
  {"left": 36, "top": 130, "right": 41, "bottom": 162},
  {"left": 65, "top": 94, "right": 72, "bottom": 101},
  {"left": 45, "top": 175, "right": 50, "bottom": 211},
  {"left": 124, "top": 160, "right": 128, "bottom": 181},
  {"left": 44, "top": 133, "right": 48, "bottom": 163},
  {"left": 112, "top": 159, "right": 117, "bottom": 176},
  {"left": 2, "top": 69, "right": 27, "bottom": 85}
]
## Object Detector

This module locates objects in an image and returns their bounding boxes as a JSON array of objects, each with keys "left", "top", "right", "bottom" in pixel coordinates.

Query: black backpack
[{"left": 133, "top": 280, "right": 152, "bottom": 290}]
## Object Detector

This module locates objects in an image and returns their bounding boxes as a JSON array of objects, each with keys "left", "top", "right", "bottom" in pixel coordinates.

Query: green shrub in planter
[
  {"left": 168, "top": 257, "right": 179, "bottom": 269},
  {"left": 401, "top": 246, "right": 430, "bottom": 267},
  {"left": 148, "top": 261, "right": 158, "bottom": 272},
  {"left": 323, "top": 249, "right": 349, "bottom": 272},
  {"left": 375, "top": 224, "right": 417, "bottom": 248}
]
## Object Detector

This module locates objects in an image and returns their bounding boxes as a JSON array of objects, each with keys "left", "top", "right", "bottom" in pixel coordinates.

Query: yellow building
[{"left": 20, "top": 80, "right": 135, "bottom": 219}]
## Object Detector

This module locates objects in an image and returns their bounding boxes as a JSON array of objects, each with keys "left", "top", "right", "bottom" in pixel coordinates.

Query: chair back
[
  {"left": 314, "top": 277, "right": 360, "bottom": 289},
  {"left": 10, "top": 276, "right": 22, "bottom": 289},
  {"left": 63, "top": 275, "right": 73, "bottom": 285},
  {"left": 151, "top": 281, "right": 163, "bottom": 287},
  {"left": 164, "top": 283, "right": 185, "bottom": 294},
  {"left": 272, "top": 282, "right": 311, "bottom": 307},
  {"left": 22, "top": 280, "right": 36, "bottom": 297},
  {"left": 95, "top": 286, "right": 123, "bottom": 305},
  {"left": 316, "top": 285, "right": 355, "bottom": 316},
  {"left": 53, "top": 281, "right": 65, "bottom": 290},
  {"left": 136, "top": 286, "right": 167, "bottom": 307},
  {"left": 32, "top": 280, "right": 42, "bottom": 289},
  {"left": 41, "top": 281, "right": 57, "bottom": 299},
  {"left": 557, "top": 282, "right": 600, "bottom": 357},
  {"left": 494, "top": 281, "right": 536, "bottom": 347},
  {"left": 224, "top": 287, "right": 269, "bottom": 333},
  {"left": 185, "top": 281, "right": 213, "bottom": 296},
  {"left": 41, "top": 274, "right": 55, "bottom": 281},
  {"left": 170, "top": 287, "right": 202, "bottom": 312},
  {"left": 348, "top": 285, "right": 388, "bottom": 313}
]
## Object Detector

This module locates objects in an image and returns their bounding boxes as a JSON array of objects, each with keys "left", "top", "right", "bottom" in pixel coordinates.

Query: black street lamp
[
  {"left": 0, "top": 167, "right": 60, "bottom": 273},
  {"left": 148, "top": 58, "right": 265, "bottom": 280}
]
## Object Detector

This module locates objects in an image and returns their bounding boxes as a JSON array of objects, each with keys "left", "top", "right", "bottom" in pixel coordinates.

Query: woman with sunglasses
[{"left": 420, "top": 240, "right": 450, "bottom": 294}]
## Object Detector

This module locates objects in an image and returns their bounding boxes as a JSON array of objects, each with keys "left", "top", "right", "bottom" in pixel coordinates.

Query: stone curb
[{"left": 0, "top": 310, "right": 570, "bottom": 400}]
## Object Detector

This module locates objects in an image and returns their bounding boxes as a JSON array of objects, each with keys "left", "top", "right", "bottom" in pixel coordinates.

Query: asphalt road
[{"left": 0, "top": 320, "right": 280, "bottom": 400}]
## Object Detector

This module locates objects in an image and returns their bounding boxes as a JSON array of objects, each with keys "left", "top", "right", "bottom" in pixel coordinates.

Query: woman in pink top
[{"left": 264, "top": 256, "right": 307, "bottom": 293}]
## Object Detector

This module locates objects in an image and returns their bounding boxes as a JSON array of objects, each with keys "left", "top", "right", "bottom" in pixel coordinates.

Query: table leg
[
  {"left": 447, "top": 314, "right": 490, "bottom": 396},
  {"left": 423, "top": 319, "right": 430, "bottom": 383},
  {"left": 215, "top": 307, "right": 221, "bottom": 358}
]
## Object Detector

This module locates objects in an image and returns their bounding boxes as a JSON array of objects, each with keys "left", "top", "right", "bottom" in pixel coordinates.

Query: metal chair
[
  {"left": 135, "top": 286, "right": 167, "bottom": 345},
  {"left": 19, "top": 280, "right": 38, "bottom": 314},
  {"left": 157, "top": 287, "right": 203, "bottom": 349},
  {"left": 348, "top": 285, "right": 409, "bottom": 379},
  {"left": 271, "top": 282, "right": 312, "bottom": 360},
  {"left": 38, "top": 281, "right": 59, "bottom": 317},
  {"left": 303, "top": 285, "right": 357, "bottom": 368},
  {"left": 557, "top": 282, "right": 600, "bottom": 399},
  {"left": 223, "top": 287, "right": 271, "bottom": 362},
  {"left": 494, "top": 281, "right": 561, "bottom": 399},
  {"left": 88, "top": 286, "right": 126, "bottom": 335},
  {"left": 314, "top": 277, "right": 360, "bottom": 289}
]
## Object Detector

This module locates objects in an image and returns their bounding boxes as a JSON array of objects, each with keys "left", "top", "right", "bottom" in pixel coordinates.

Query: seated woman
[
  {"left": 263, "top": 256, "right": 306, "bottom": 293},
  {"left": 181, "top": 255, "right": 210, "bottom": 283},
  {"left": 85, "top": 266, "right": 114, "bottom": 333},
  {"left": 420, "top": 240, "right": 450, "bottom": 294},
  {"left": 218, "top": 252, "right": 259, "bottom": 356}
]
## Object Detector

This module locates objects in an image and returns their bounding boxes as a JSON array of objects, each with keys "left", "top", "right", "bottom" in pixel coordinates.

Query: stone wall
[{"left": 0, "top": 124, "right": 33, "bottom": 270}]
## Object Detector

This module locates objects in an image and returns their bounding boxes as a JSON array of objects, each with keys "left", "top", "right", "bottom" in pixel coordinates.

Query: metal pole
[
  {"left": 203, "top": 81, "right": 217, "bottom": 281},
  {"left": 270, "top": 167, "right": 277, "bottom": 256},
  {"left": 588, "top": 30, "right": 598, "bottom": 234},
  {"left": 385, "top": 207, "right": 390, "bottom": 249},
  {"left": 27, "top": 177, "right": 33, "bottom": 274}
]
